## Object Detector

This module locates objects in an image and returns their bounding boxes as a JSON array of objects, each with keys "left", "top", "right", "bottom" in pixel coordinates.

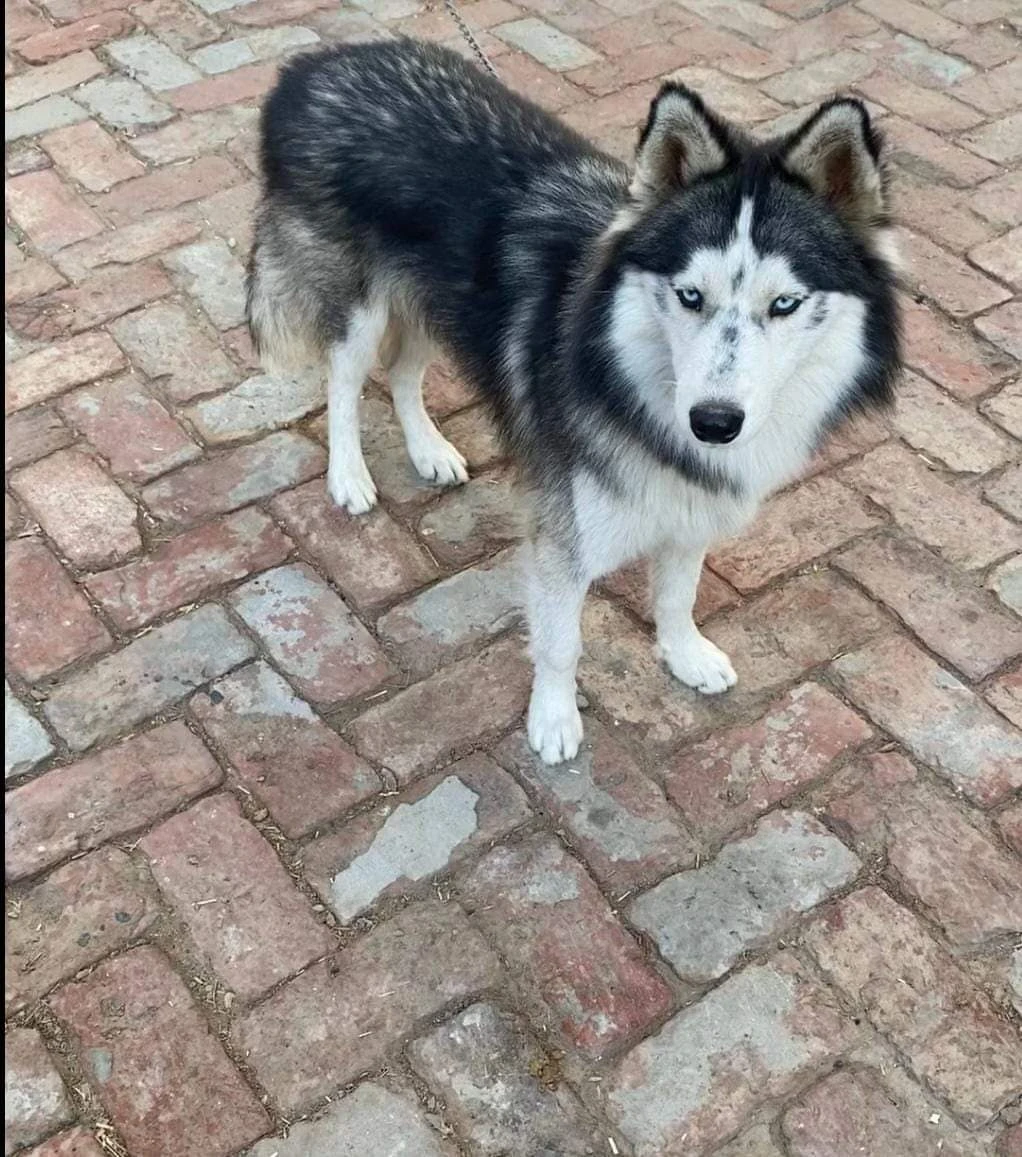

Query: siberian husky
[{"left": 247, "top": 37, "right": 901, "bottom": 765}]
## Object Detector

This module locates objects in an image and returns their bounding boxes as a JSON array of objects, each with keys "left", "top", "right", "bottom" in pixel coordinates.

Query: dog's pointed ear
[
  {"left": 780, "top": 98, "right": 886, "bottom": 228},
  {"left": 631, "top": 84, "right": 732, "bottom": 203}
]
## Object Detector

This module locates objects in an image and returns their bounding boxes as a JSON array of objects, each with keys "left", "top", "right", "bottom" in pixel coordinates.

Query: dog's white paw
[
  {"left": 408, "top": 433, "right": 469, "bottom": 487},
  {"left": 660, "top": 632, "right": 737, "bottom": 695},
  {"left": 328, "top": 462, "right": 377, "bottom": 515},
  {"left": 527, "top": 689, "right": 583, "bottom": 765}
]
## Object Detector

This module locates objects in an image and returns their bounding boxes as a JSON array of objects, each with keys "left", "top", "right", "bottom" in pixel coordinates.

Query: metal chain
[{"left": 441, "top": 0, "right": 499, "bottom": 77}]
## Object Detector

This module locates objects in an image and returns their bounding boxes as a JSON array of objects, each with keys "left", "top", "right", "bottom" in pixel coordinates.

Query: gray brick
[
  {"left": 43, "top": 604, "right": 255, "bottom": 750},
  {"left": 107, "top": 34, "right": 201, "bottom": 91},
  {"left": 5, "top": 683, "right": 53, "bottom": 780},
  {"left": 190, "top": 39, "right": 256, "bottom": 74},
  {"left": 77, "top": 77, "right": 174, "bottom": 130},
  {"left": 184, "top": 372, "right": 324, "bottom": 443},
  {"left": 5, "top": 1029, "right": 74, "bottom": 1153},
  {"left": 493, "top": 18, "right": 600, "bottom": 70},
  {"left": 630, "top": 811, "right": 861, "bottom": 983},
  {"left": 5, "top": 95, "right": 87, "bottom": 142},
  {"left": 164, "top": 238, "right": 246, "bottom": 329}
]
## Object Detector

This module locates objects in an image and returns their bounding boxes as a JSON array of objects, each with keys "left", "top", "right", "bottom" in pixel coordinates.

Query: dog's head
[{"left": 602, "top": 85, "right": 900, "bottom": 459}]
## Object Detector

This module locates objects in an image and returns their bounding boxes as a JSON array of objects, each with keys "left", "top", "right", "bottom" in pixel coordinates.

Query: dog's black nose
[{"left": 689, "top": 403, "right": 744, "bottom": 444}]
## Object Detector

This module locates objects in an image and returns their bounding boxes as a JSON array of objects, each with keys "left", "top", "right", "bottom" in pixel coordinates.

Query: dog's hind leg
[
  {"left": 388, "top": 329, "right": 468, "bottom": 487},
  {"left": 326, "top": 300, "right": 389, "bottom": 514}
]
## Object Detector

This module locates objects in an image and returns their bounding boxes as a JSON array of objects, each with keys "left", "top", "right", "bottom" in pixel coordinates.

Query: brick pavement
[{"left": 4, "top": 0, "right": 1021, "bottom": 1152}]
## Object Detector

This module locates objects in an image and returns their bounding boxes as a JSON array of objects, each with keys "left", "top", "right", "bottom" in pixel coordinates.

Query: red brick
[
  {"left": 952, "top": 57, "right": 1022, "bottom": 116},
  {"left": 133, "top": 0, "right": 221, "bottom": 52},
  {"left": 168, "top": 62, "right": 278, "bottom": 112},
  {"left": 140, "top": 793, "right": 332, "bottom": 1000},
  {"left": 4, "top": 49, "right": 104, "bottom": 109},
  {"left": 6, "top": 538, "right": 110, "bottom": 680},
  {"left": 890, "top": 169, "right": 994, "bottom": 253},
  {"left": 461, "top": 833, "right": 674, "bottom": 1055},
  {"left": 598, "top": 558, "right": 738, "bottom": 625},
  {"left": 126, "top": 105, "right": 259, "bottom": 165},
  {"left": 6, "top": 169, "right": 103, "bottom": 254},
  {"left": 962, "top": 111, "right": 1022, "bottom": 166},
  {"left": 783, "top": 1066, "right": 990, "bottom": 1157},
  {"left": 270, "top": 479, "right": 436, "bottom": 611},
  {"left": 5, "top": 722, "right": 221, "bottom": 881},
  {"left": 422, "top": 358, "right": 478, "bottom": 417},
  {"left": 229, "top": 0, "right": 334, "bottom": 23},
  {"left": 497, "top": 721, "right": 694, "bottom": 889},
  {"left": 7, "top": 263, "right": 173, "bottom": 342},
  {"left": 94, "top": 155, "right": 242, "bottom": 226},
  {"left": 987, "top": 668, "right": 1022, "bottom": 730},
  {"left": 441, "top": 403, "right": 504, "bottom": 471},
  {"left": 52, "top": 210, "right": 203, "bottom": 280},
  {"left": 417, "top": 469, "right": 523, "bottom": 565},
  {"left": 23, "top": 1128, "right": 106, "bottom": 1157},
  {"left": 4, "top": 1028, "right": 74, "bottom": 1152},
  {"left": 842, "top": 443, "right": 1020, "bottom": 569},
  {"left": 805, "top": 888, "right": 1022, "bottom": 1126},
  {"left": 858, "top": 0, "right": 965, "bottom": 44},
  {"left": 970, "top": 224, "right": 1022, "bottom": 288},
  {"left": 4, "top": 407, "right": 73, "bottom": 471},
  {"left": 999, "top": 1126, "right": 1022, "bottom": 1157},
  {"left": 141, "top": 431, "right": 326, "bottom": 525},
  {"left": 831, "top": 635, "right": 1022, "bottom": 806},
  {"left": 821, "top": 751, "right": 1022, "bottom": 947},
  {"left": 902, "top": 296, "right": 1014, "bottom": 398},
  {"left": 190, "top": 661, "right": 380, "bottom": 839},
  {"left": 40, "top": 119, "right": 145, "bottom": 192},
  {"left": 956, "top": 23, "right": 1020, "bottom": 68},
  {"left": 489, "top": 49, "right": 586, "bottom": 111},
  {"left": 11, "top": 448, "right": 140, "bottom": 568},
  {"left": 710, "top": 476, "right": 881, "bottom": 592},
  {"left": 18, "top": 10, "right": 135, "bottom": 63},
  {"left": 5, "top": 331, "right": 126, "bottom": 413},
  {"left": 229, "top": 563, "right": 394, "bottom": 704},
  {"left": 351, "top": 636, "right": 532, "bottom": 783},
  {"left": 803, "top": 411, "right": 889, "bottom": 476},
  {"left": 570, "top": 41, "right": 700, "bottom": 97},
  {"left": 665, "top": 681, "right": 872, "bottom": 838},
  {"left": 50, "top": 947, "right": 269, "bottom": 1156},
  {"left": 770, "top": 5, "right": 879, "bottom": 62},
  {"left": 835, "top": 534, "right": 1022, "bottom": 680},
  {"left": 109, "top": 301, "right": 237, "bottom": 402},
  {"left": 59, "top": 373, "right": 199, "bottom": 482},
  {"left": 900, "top": 227, "right": 1011, "bottom": 317},
  {"left": 5, "top": 257, "right": 66, "bottom": 306},
  {"left": 84, "top": 507, "right": 291, "bottom": 631},
  {"left": 5, "top": 845, "right": 159, "bottom": 1013},
  {"left": 887, "top": 116, "right": 999, "bottom": 188},
  {"left": 7, "top": 0, "right": 51, "bottom": 41},
  {"left": 234, "top": 901, "right": 502, "bottom": 1111},
  {"left": 304, "top": 754, "right": 531, "bottom": 921},
  {"left": 997, "top": 798, "right": 1022, "bottom": 856}
]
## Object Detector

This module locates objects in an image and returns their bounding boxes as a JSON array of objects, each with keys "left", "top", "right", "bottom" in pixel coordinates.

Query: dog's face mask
[{"left": 610, "top": 87, "right": 897, "bottom": 453}]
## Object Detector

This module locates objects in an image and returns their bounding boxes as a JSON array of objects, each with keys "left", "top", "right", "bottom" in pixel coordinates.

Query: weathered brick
[
  {"left": 606, "top": 954, "right": 852, "bottom": 1157},
  {"left": 11, "top": 448, "right": 140, "bottom": 568},
  {"left": 5, "top": 331, "right": 126, "bottom": 413},
  {"left": 631, "top": 810, "right": 859, "bottom": 983},
  {"left": 5, "top": 722, "right": 221, "bottom": 880},
  {"left": 663, "top": 681, "right": 873, "bottom": 838},
  {"left": 805, "top": 888, "right": 1022, "bottom": 1126},
  {"left": 665, "top": 64, "right": 783, "bottom": 122},
  {"left": 5, "top": 256, "right": 67, "bottom": 308},
  {"left": 84, "top": 507, "right": 291, "bottom": 630},
  {"left": 163, "top": 237, "right": 246, "bottom": 329},
  {"left": 167, "top": 61, "right": 278, "bottom": 111},
  {"left": 761, "top": 48, "right": 872, "bottom": 103},
  {"left": 133, "top": 0, "right": 222, "bottom": 52},
  {"left": 59, "top": 373, "right": 199, "bottom": 481},
  {"left": 109, "top": 301, "right": 237, "bottom": 402},
  {"left": 677, "top": 0, "right": 789, "bottom": 38},
  {"left": 417, "top": 469, "right": 524, "bottom": 565},
  {"left": 4, "top": 49, "right": 104, "bottom": 109},
  {"left": 710, "top": 476, "right": 881, "bottom": 592},
  {"left": 51, "top": 210, "right": 203, "bottom": 280},
  {"left": 351, "top": 636, "right": 531, "bottom": 782},
  {"left": 191, "top": 179, "right": 259, "bottom": 252},
  {"left": 986, "top": 464, "right": 1022, "bottom": 522},
  {"left": 952, "top": 57, "right": 1022, "bottom": 116},
  {"left": 988, "top": 553, "right": 1022, "bottom": 615},
  {"left": 7, "top": 0, "right": 51, "bottom": 41},
  {"left": 835, "top": 534, "right": 1022, "bottom": 680},
  {"left": 140, "top": 793, "right": 332, "bottom": 1000},
  {"left": 4, "top": 1029, "right": 74, "bottom": 1153},
  {"left": 77, "top": 75, "right": 175, "bottom": 130},
  {"left": 40, "top": 119, "right": 144, "bottom": 192},
  {"left": 6, "top": 169, "right": 103, "bottom": 254},
  {"left": 126, "top": 105, "right": 259, "bottom": 163},
  {"left": 305, "top": 754, "right": 530, "bottom": 922},
  {"left": 7, "top": 264, "right": 173, "bottom": 342},
  {"left": 44, "top": 604, "right": 255, "bottom": 750},
  {"left": 842, "top": 443, "right": 1020, "bottom": 569},
  {"left": 247, "top": 1083, "right": 457, "bottom": 1157},
  {"left": 6, "top": 538, "right": 111, "bottom": 680},
  {"left": 899, "top": 227, "right": 1012, "bottom": 317},
  {"left": 975, "top": 302, "right": 1022, "bottom": 363},
  {"left": 95, "top": 156, "right": 240, "bottom": 228},
  {"left": 190, "top": 661, "right": 380, "bottom": 839},
  {"left": 229, "top": 563, "right": 393, "bottom": 704},
  {"left": 987, "top": 667, "right": 1022, "bottom": 729},
  {"left": 971, "top": 224, "right": 1022, "bottom": 288},
  {"left": 106, "top": 32, "right": 200, "bottom": 89},
  {"left": 886, "top": 116, "right": 999, "bottom": 187},
  {"left": 889, "top": 169, "right": 993, "bottom": 253},
  {"left": 270, "top": 479, "right": 435, "bottom": 612},
  {"left": 49, "top": 947, "right": 270, "bottom": 1156},
  {"left": 832, "top": 635, "right": 1022, "bottom": 806},
  {"left": 461, "top": 834, "right": 673, "bottom": 1055},
  {"left": 184, "top": 369, "right": 322, "bottom": 442},
  {"left": 963, "top": 112, "right": 1022, "bottom": 167},
  {"left": 5, "top": 846, "right": 159, "bottom": 1013},
  {"left": 4, "top": 95, "right": 88, "bottom": 143},
  {"left": 857, "top": 71, "right": 982, "bottom": 134},
  {"left": 141, "top": 430, "right": 326, "bottom": 525},
  {"left": 235, "top": 901, "right": 502, "bottom": 1110},
  {"left": 782, "top": 1066, "right": 989, "bottom": 1157},
  {"left": 970, "top": 169, "right": 1022, "bottom": 229},
  {"left": 22, "top": 1127, "right": 106, "bottom": 1157},
  {"left": 496, "top": 720, "right": 694, "bottom": 889},
  {"left": 409, "top": 1003, "right": 605, "bottom": 1156},
  {"left": 494, "top": 17, "right": 600, "bottom": 68},
  {"left": 598, "top": 558, "right": 738, "bottom": 625},
  {"left": 5, "top": 683, "right": 54, "bottom": 780},
  {"left": 18, "top": 11, "right": 135, "bottom": 64},
  {"left": 822, "top": 751, "right": 1022, "bottom": 947},
  {"left": 858, "top": 0, "right": 965, "bottom": 44}
]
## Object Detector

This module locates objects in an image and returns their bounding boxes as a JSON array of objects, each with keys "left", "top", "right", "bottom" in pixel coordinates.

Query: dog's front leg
[
  {"left": 653, "top": 540, "right": 736, "bottom": 695},
  {"left": 524, "top": 535, "right": 589, "bottom": 764}
]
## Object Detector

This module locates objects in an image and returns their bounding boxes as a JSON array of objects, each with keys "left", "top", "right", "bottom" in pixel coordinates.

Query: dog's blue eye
[
  {"left": 769, "top": 295, "right": 802, "bottom": 317},
  {"left": 677, "top": 287, "right": 703, "bottom": 311}
]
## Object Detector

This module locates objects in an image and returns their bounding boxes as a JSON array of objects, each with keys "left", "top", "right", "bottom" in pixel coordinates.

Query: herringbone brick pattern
[{"left": 5, "top": 0, "right": 1021, "bottom": 1154}]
